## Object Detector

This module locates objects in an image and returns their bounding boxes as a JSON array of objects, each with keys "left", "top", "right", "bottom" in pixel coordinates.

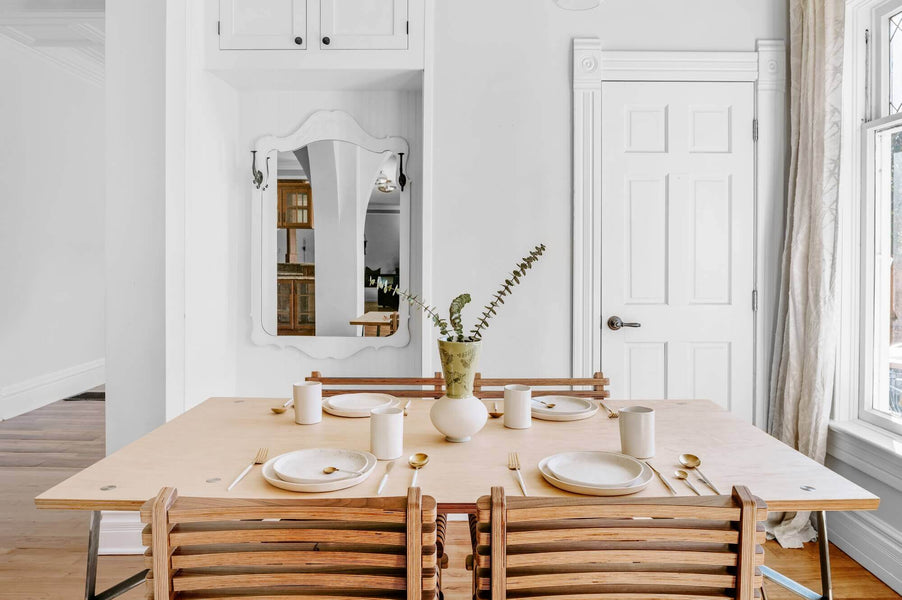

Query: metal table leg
[
  {"left": 84, "top": 511, "right": 149, "bottom": 600},
  {"left": 759, "top": 511, "right": 833, "bottom": 600}
]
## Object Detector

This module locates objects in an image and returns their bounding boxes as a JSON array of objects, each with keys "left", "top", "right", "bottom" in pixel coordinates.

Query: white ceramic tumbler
[
  {"left": 503, "top": 384, "right": 532, "bottom": 429},
  {"left": 293, "top": 381, "right": 322, "bottom": 425},
  {"left": 370, "top": 406, "right": 404, "bottom": 460},
  {"left": 619, "top": 406, "right": 655, "bottom": 458}
]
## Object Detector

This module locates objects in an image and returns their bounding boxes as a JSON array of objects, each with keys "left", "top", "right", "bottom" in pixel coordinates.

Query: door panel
[
  {"left": 220, "top": 0, "right": 306, "bottom": 49},
  {"left": 601, "top": 81, "right": 755, "bottom": 421},
  {"left": 321, "top": 0, "right": 408, "bottom": 49}
]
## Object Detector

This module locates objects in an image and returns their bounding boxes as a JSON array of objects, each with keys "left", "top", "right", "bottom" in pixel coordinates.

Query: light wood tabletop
[
  {"left": 35, "top": 397, "right": 879, "bottom": 513},
  {"left": 349, "top": 311, "right": 394, "bottom": 326}
]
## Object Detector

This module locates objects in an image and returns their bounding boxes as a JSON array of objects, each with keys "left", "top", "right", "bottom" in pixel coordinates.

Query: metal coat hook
[
  {"left": 397, "top": 152, "right": 407, "bottom": 191},
  {"left": 263, "top": 156, "right": 270, "bottom": 190},
  {"left": 251, "top": 151, "right": 264, "bottom": 189}
]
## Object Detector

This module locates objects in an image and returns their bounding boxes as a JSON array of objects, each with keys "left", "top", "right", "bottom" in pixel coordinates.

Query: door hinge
[
  {"left": 752, "top": 119, "right": 759, "bottom": 142},
  {"left": 752, "top": 290, "right": 758, "bottom": 312},
  {"left": 406, "top": 20, "right": 409, "bottom": 35},
  {"left": 217, "top": 21, "right": 221, "bottom": 35}
]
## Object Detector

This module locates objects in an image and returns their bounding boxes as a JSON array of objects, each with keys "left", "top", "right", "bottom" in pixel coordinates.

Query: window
[{"left": 861, "top": 2, "right": 902, "bottom": 434}]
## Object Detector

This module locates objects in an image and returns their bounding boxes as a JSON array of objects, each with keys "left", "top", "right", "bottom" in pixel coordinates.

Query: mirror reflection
[{"left": 275, "top": 141, "right": 402, "bottom": 337}]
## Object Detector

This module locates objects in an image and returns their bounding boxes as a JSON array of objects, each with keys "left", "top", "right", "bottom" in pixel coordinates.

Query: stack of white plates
[
  {"left": 538, "top": 451, "right": 653, "bottom": 496},
  {"left": 262, "top": 448, "right": 377, "bottom": 492},
  {"left": 531, "top": 396, "right": 599, "bottom": 421},
  {"left": 323, "top": 393, "right": 400, "bottom": 418}
]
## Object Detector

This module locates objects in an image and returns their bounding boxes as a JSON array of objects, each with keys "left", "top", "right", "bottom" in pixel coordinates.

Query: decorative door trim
[{"left": 571, "top": 39, "right": 786, "bottom": 428}]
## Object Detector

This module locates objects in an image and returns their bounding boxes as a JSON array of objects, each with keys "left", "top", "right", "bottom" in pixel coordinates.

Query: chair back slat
[
  {"left": 142, "top": 487, "right": 437, "bottom": 599},
  {"left": 305, "top": 372, "right": 610, "bottom": 400},
  {"left": 477, "top": 486, "right": 766, "bottom": 600}
]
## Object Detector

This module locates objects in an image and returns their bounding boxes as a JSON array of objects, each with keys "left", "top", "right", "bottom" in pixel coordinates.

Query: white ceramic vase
[{"left": 429, "top": 395, "right": 488, "bottom": 443}]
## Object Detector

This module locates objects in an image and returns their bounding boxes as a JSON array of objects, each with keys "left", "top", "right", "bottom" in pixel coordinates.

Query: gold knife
[
  {"left": 377, "top": 460, "right": 396, "bottom": 495},
  {"left": 644, "top": 461, "right": 677, "bottom": 495}
]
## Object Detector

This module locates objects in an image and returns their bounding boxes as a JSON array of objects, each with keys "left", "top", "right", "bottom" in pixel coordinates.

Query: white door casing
[
  {"left": 571, "top": 41, "right": 787, "bottom": 425},
  {"left": 600, "top": 81, "right": 754, "bottom": 418},
  {"left": 219, "top": 0, "right": 307, "bottom": 49}
]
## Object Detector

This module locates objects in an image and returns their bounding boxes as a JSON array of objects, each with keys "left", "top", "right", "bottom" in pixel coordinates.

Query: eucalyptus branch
[
  {"left": 448, "top": 293, "right": 472, "bottom": 342},
  {"left": 469, "top": 243, "right": 546, "bottom": 341},
  {"left": 375, "top": 280, "right": 452, "bottom": 339}
]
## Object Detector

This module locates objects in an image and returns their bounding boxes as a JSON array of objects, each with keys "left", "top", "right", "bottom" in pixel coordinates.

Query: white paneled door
[
  {"left": 600, "top": 81, "right": 755, "bottom": 421},
  {"left": 219, "top": 0, "right": 307, "bottom": 49}
]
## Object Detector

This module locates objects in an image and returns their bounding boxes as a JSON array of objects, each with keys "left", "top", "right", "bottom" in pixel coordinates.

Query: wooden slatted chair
[
  {"left": 472, "top": 372, "right": 610, "bottom": 399},
  {"left": 304, "top": 372, "right": 610, "bottom": 400},
  {"left": 140, "top": 487, "right": 439, "bottom": 600},
  {"left": 306, "top": 372, "right": 447, "bottom": 399},
  {"left": 473, "top": 486, "right": 767, "bottom": 600}
]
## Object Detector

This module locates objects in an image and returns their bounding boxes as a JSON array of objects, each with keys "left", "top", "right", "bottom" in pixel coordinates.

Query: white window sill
[{"left": 827, "top": 419, "right": 902, "bottom": 491}]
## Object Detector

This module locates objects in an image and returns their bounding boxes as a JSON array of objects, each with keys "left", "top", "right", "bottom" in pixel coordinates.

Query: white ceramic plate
[
  {"left": 538, "top": 456, "right": 653, "bottom": 496},
  {"left": 545, "top": 451, "right": 644, "bottom": 488},
  {"left": 263, "top": 450, "right": 376, "bottom": 493},
  {"left": 323, "top": 393, "right": 397, "bottom": 418},
  {"left": 273, "top": 448, "right": 375, "bottom": 484},
  {"left": 531, "top": 396, "right": 599, "bottom": 421}
]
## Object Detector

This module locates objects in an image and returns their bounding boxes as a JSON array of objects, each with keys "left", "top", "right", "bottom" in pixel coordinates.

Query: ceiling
[{"left": 0, "top": 0, "right": 104, "bottom": 85}]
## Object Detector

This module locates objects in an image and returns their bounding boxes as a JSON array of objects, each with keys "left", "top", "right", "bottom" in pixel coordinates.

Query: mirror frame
[{"left": 250, "top": 110, "right": 411, "bottom": 358}]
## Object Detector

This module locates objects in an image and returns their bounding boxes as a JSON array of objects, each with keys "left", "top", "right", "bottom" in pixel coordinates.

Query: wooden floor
[{"left": 0, "top": 399, "right": 898, "bottom": 599}]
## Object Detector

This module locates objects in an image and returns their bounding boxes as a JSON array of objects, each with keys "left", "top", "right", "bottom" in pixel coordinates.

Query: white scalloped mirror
[{"left": 250, "top": 110, "right": 411, "bottom": 359}]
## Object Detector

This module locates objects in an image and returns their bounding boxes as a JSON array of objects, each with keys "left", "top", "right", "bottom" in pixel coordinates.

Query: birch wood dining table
[{"left": 36, "top": 397, "right": 879, "bottom": 600}]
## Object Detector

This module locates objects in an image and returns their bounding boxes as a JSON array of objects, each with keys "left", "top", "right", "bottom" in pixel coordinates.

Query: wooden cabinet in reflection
[
  {"left": 278, "top": 180, "right": 313, "bottom": 229},
  {"left": 277, "top": 264, "right": 315, "bottom": 336}
]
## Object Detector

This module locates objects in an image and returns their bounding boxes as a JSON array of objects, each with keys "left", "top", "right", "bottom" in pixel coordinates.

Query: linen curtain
[{"left": 767, "top": 0, "right": 845, "bottom": 548}]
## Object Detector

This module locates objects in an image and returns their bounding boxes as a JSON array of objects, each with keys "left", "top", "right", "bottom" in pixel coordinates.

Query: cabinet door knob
[
  {"left": 294, "top": 36, "right": 303, "bottom": 45},
  {"left": 322, "top": 36, "right": 331, "bottom": 45}
]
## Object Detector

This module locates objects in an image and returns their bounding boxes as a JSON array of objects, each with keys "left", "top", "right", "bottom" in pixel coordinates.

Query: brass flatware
[
  {"left": 403, "top": 400, "right": 411, "bottom": 417},
  {"left": 679, "top": 453, "right": 721, "bottom": 494},
  {"left": 644, "top": 461, "right": 676, "bottom": 495},
  {"left": 270, "top": 399, "right": 292, "bottom": 414},
  {"left": 489, "top": 402, "right": 504, "bottom": 418},
  {"left": 409, "top": 452, "right": 429, "bottom": 487},
  {"left": 227, "top": 447, "right": 268, "bottom": 491},
  {"left": 508, "top": 452, "right": 529, "bottom": 496},
  {"left": 536, "top": 399, "right": 557, "bottom": 409},
  {"left": 377, "top": 460, "right": 397, "bottom": 495},
  {"left": 674, "top": 469, "right": 701, "bottom": 495},
  {"left": 322, "top": 466, "right": 365, "bottom": 476},
  {"left": 599, "top": 401, "right": 619, "bottom": 418}
]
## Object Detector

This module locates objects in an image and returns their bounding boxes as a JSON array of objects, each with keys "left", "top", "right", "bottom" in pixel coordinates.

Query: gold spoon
[
  {"left": 679, "top": 453, "right": 721, "bottom": 494},
  {"left": 535, "top": 399, "right": 557, "bottom": 409},
  {"left": 488, "top": 402, "right": 503, "bottom": 418},
  {"left": 322, "top": 466, "right": 365, "bottom": 476},
  {"left": 409, "top": 452, "right": 429, "bottom": 486},
  {"left": 599, "top": 401, "right": 619, "bottom": 418},
  {"left": 270, "top": 399, "right": 292, "bottom": 414},
  {"left": 673, "top": 469, "right": 701, "bottom": 495}
]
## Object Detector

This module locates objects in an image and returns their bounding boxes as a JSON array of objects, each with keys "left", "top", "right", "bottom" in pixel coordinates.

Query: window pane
[
  {"left": 877, "top": 127, "right": 902, "bottom": 419},
  {"left": 890, "top": 11, "right": 902, "bottom": 114}
]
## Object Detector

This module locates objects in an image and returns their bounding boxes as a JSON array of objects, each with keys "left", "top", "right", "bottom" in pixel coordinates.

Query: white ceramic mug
[
  {"left": 370, "top": 406, "right": 404, "bottom": 460},
  {"left": 293, "top": 381, "right": 322, "bottom": 425},
  {"left": 619, "top": 406, "right": 655, "bottom": 458},
  {"left": 503, "top": 384, "right": 532, "bottom": 429}
]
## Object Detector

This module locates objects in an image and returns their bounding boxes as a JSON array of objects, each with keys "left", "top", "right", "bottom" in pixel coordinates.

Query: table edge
[{"left": 35, "top": 497, "right": 881, "bottom": 513}]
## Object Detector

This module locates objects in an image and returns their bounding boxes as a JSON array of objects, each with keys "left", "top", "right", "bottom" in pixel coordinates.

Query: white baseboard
[
  {"left": 99, "top": 511, "right": 145, "bottom": 555},
  {"left": 0, "top": 358, "right": 104, "bottom": 421},
  {"left": 828, "top": 510, "right": 902, "bottom": 595}
]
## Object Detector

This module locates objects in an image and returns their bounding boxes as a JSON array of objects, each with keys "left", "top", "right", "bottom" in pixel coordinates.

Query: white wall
[
  {"left": 429, "top": 0, "right": 787, "bottom": 377},
  {"left": 105, "top": 0, "right": 167, "bottom": 451},
  {"left": 0, "top": 37, "right": 105, "bottom": 420}
]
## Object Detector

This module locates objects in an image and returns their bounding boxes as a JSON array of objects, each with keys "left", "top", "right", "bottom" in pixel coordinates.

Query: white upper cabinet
[
  {"left": 220, "top": 0, "right": 307, "bottom": 49},
  {"left": 320, "top": 0, "right": 408, "bottom": 50}
]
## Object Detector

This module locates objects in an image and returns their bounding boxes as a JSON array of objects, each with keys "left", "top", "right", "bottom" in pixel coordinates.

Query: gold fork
[
  {"left": 600, "top": 401, "right": 619, "bottom": 418},
  {"left": 508, "top": 452, "right": 528, "bottom": 496},
  {"left": 227, "top": 447, "right": 268, "bottom": 492}
]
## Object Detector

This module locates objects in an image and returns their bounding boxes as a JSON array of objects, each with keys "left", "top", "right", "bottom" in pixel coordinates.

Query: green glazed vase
[{"left": 437, "top": 340, "right": 481, "bottom": 398}]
